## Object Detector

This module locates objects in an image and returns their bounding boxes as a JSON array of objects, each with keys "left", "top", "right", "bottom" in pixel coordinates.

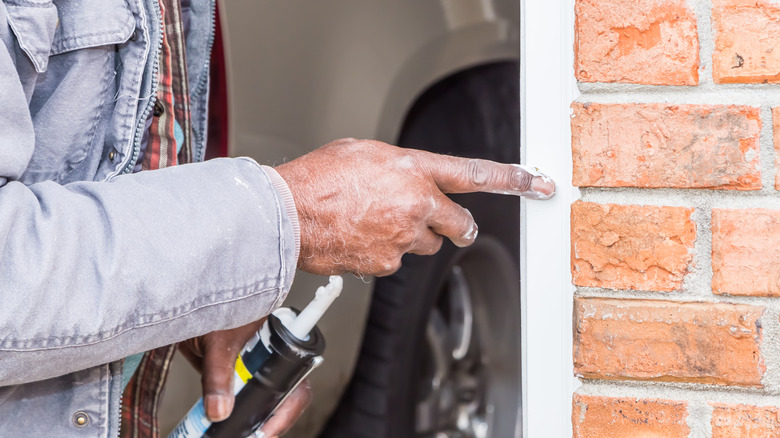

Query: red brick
[
  {"left": 572, "top": 103, "right": 762, "bottom": 190},
  {"left": 573, "top": 394, "right": 689, "bottom": 438},
  {"left": 571, "top": 202, "right": 695, "bottom": 292},
  {"left": 713, "top": 0, "right": 780, "bottom": 83},
  {"left": 574, "top": 298, "right": 766, "bottom": 386},
  {"left": 712, "top": 209, "right": 780, "bottom": 297},
  {"left": 712, "top": 403, "right": 780, "bottom": 437},
  {"left": 775, "top": 107, "right": 780, "bottom": 190},
  {"left": 575, "top": 0, "right": 698, "bottom": 85}
]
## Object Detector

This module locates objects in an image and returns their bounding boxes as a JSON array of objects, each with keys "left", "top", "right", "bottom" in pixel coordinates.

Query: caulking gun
[{"left": 169, "top": 275, "right": 343, "bottom": 438}]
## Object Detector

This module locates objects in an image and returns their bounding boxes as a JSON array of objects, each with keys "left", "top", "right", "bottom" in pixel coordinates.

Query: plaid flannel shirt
[{"left": 121, "top": 0, "right": 193, "bottom": 435}]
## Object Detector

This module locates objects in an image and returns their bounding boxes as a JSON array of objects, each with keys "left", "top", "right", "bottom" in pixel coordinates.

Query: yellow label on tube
[{"left": 235, "top": 356, "right": 253, "bottom": 384}]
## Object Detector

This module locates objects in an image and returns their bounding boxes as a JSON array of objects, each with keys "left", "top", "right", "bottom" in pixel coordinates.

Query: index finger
[{"left": 416, "top": 152, "right": 556, "bottom": 200}]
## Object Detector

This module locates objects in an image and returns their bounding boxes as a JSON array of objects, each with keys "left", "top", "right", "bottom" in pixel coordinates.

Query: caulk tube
[
  {"left": 204, "top": 312, "right": 325, "bottom": 437},
  {"left": 204, "top": 276, "right": 342, "bottom": 438},
  {"left": 167, "top": 310, "right": 293, "bottom": 438},
  {"left": 168, "top": 276, "right": 342, "bottom": 438}
]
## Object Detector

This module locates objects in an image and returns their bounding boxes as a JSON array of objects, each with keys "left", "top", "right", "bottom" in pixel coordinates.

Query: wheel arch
[{"left": 375, "top": 21, "right": 519, "bottom": 145}]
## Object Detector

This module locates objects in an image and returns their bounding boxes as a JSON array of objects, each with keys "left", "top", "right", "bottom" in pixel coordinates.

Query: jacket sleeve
[
  {"left": 0, "top": 4, "right": 298, "bottom": 386},
  {"left": 0, "top": 159, "right": 301, "bottom": 386}
]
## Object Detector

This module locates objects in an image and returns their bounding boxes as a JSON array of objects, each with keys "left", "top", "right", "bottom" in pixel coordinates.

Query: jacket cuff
[{"left": 260, "top": 165, "right": 301, "bottom": 263}]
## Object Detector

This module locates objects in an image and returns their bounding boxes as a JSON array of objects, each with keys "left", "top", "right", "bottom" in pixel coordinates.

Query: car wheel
[{"left": 320, "top": 61, "right": 522, "bottom": 438}]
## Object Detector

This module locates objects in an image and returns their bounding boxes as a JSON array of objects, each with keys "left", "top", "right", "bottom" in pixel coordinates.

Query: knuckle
[
  {"left": 399, "top": 230, "right": 417, "bottom": 249},
  {"left": 368, "top": 253, "right": 402, "bottom": 277},
  {"left": 428, "top": 236, "right": 444, "bottom": 254},
  {"left": 467, "top": 159, "right": 489, "bottom": 188},
  {"left": 380, "top": 258, "right": 403, "bottom": 276},
  {"left": 411, "top": 235, "right": 442, "bottom": 256},
  {"left": 397, "top": 195, "right": 428, "bottom": 222},
  {"left": 395, "top": 195, "right": 415, "bottom": 215},
  {"left": 330, "top": 137, "right": 366, "bottom": 154}
]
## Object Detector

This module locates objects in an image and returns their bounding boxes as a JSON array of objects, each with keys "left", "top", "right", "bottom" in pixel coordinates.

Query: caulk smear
[
  {"left": 233, "top": 176, "right": 249, "bottom": 189},
  {"left": 397, "top": 155, "right": 415, "bottom": 169}
]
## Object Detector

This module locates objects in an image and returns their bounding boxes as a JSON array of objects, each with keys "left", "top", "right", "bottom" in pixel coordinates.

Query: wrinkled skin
[
  {"left": 276, "top": 138, "right": 555, "bottom": 276},
  {"left": 180, "top": 138, "right": 555, "bottom": 436}
]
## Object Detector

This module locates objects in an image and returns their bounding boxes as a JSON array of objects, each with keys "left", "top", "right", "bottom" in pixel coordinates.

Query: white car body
[{"left": 160, "top": 1, "right": 520, "bottom": 436}]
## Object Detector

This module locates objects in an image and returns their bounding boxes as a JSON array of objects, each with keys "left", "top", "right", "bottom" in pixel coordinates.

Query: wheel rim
[
  {"left": 415, "top": 266, "right": 486, "bottom": 438},
  {"left": 414, "top": 240, "right": 521, "bottom": 438}
]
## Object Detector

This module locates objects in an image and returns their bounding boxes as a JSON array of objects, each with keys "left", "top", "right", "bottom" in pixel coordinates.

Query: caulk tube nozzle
[{"left": 288, "top": 275, "right": 343, "bottom": 339}]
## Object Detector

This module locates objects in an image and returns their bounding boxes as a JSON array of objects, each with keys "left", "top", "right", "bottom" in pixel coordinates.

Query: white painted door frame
[{"left": 520, "top": 0, "right": 580, "bottom": 436}]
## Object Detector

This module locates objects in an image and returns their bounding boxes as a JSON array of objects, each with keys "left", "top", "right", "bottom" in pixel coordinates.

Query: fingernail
[
  {"left": 462, "top": 222, "right": 478, "bottom": 244},
  {"left": 530, "top": 175, "right": 556, "bottom": 200},
  {"left": 513, "top": 165, "right": 555, "bottom": 200},
  {"left": 205, "top": 394, "right": 233, "bottom": 422}
]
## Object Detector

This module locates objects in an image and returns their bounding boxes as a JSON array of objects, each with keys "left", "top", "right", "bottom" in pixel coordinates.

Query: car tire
[{"left": 320, "top": 61, "right": 522, "bottom": 438}]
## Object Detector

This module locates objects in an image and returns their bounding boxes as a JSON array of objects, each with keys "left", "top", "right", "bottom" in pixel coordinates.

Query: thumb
[{"left": 201, "top": 337, "right": 241, "bottom": 422}]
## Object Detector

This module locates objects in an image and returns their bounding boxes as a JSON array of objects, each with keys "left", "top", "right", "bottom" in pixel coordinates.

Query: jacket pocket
[
  {"left": 16, "top": 0, "right": 135, "bottom": 184},
  {"left": 4, "top": 0, "right": 58, "bottom": 73},
  {"left": 50, "top": 0, "right": 134, "bottom": 55}
]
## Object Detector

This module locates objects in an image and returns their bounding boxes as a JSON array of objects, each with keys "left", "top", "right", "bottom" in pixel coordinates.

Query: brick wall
[{"left": 572, "top": 0, "right": 780, "bottom": 436}]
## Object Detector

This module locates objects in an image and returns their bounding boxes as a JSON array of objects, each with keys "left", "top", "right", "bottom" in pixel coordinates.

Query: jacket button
[
  {"left": 73, "top": 411, "right": 89, "bottom": 428},
  {"left": 153, "top": 101, "right": 164, "bottom": 117},
  {"left": 108, "top": 150, "right": 116, "bottom": 160}
]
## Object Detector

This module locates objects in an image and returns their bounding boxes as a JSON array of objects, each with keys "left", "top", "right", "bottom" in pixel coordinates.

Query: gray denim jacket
[{"left": 0, "top": 0, "right": 299, "bottom": 436}]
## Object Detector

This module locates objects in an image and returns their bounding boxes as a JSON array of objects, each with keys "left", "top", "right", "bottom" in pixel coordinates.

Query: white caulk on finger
[{"left": 169, "top": 275, "right": 343, "bottom": 438}]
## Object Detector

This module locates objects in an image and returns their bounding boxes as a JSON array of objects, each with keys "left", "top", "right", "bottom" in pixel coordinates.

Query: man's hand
[
  {"left": 275, "top": 138, "right": 555, "bottom": 276},
  {"left": 178, "top": 320, "right": 312, "bottom": 437},
  {"left": 177, "top": 138, "right": 553, "bottom": 435}
]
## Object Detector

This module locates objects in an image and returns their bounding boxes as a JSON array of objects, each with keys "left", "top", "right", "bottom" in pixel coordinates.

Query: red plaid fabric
[
  {"left": 121, "top": 0, "right": 194, "bottom": 435},
  {"left": 120, "top": 345, "right": 178, "bottom": 438},
  {"left": 141, "top": 0, "right": 193, "bottom": 171}
]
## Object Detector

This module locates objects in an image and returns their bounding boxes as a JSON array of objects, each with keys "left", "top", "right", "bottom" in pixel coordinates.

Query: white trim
[{"left": 520, "top": 0, "right": 580, "bottom": 436}]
